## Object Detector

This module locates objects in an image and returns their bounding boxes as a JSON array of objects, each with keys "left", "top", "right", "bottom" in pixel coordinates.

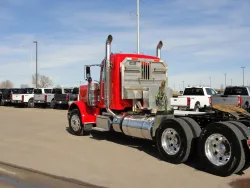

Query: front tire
[
  {"left": 69, "top": 109, "right": 89, "bottom": 136},
  {"left": 198, "top": 122, "right": 246, "bottom": 176},
  {"left": 156, "top": 118, "right": 194, "bottom": 164}
]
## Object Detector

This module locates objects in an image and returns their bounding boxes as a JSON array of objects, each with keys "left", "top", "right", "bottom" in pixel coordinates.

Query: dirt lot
[{"left": 0, "top": 106, "right": 250, "bottom": 188}]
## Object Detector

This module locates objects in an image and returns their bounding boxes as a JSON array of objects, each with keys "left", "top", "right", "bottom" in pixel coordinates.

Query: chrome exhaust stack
[
  {"left": 156, "top": 41, "right": 163, "bottom": 59},
  {"left": 105, "top": 35, "right": 117, "bottom": 117}
]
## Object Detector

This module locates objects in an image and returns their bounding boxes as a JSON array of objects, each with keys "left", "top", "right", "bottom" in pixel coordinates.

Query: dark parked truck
[
  {"left": 34, "top": 88, "right": 53, "bottom": 108},
  {"left": 68, "top": 87, "right": 79, "bottom": 106},
  {"left": 53, "top": 87, "right": 73, "bottom": 108},
  {"left": 211, "top": 86, "right": 250, "bottom": 112},
  {"left": 1, "top": 88, "right": 19, "bottom": 106}
]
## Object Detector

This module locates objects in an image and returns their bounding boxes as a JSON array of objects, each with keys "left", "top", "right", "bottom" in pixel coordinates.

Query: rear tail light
[
  {"left": 10, "top": 94, "right": 12, "bottom": 100},
  {"left": 209, "top": 97, "right": 212, "bottom": 106},
  {"left": 44, "top": 95, "right": 47, "bottom": 101},
  {"left": 187, "top": 97, "right": 191, "bottom": 106},
  {"left": 238, "top": 96, "right": 242, "bottom": 106},
  {"left": 21, "top": 95, "right": 24, "bottom": 101},
  {"left": 66, "top": 94, "right": 69, "bottom": 101}
]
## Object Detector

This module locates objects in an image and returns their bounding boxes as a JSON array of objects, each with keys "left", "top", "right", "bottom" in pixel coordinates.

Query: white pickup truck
[
  {"left": 11, "top": 88, "right": 34, "bottom": 107},
  {"left": 170, "top": 86, "right": 217, "bottom": 112},
  {"left": 33, "top": 88, "right": 53, "bottom": 108}
]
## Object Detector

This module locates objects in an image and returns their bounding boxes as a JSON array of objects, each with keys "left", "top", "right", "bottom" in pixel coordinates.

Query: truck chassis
[{"left": 67, "top": 35, "right": 250, "bottom": 177}]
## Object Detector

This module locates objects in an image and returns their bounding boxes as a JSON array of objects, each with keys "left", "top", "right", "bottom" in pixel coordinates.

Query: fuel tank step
[{"left": 91, "top": 127, "right": 109, "bottom": 132}]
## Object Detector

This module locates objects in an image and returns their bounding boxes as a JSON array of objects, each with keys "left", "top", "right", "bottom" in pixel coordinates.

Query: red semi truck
[{"left": 67, "top": 35, "right": 250, "bottom": 177}]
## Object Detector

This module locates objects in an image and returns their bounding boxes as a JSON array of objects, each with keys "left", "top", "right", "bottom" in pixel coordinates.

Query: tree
[
  {"left": 32, "top": 73, "right": 53, "bottom": 88},
  {"left": 0, "top": 80, "right": 14, "bottom": 88},
  {"left": 20, "top": 84, "right": 30, "bottom": 88}
]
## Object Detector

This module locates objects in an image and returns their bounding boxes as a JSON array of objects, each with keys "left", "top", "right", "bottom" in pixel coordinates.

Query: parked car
[
  {"left": 211, "top": 86, "right": 250, "bottom": 112},
  {"left": 170, "top": 86, "right": 217, "bottom": 112},
  {"left": 1, "top": 88, "right": 19, "bottom": 106},
  {"left": 11, "top": 88, "right": 34, "bottom": 107},
  {"left": 53, "top": 87, "right": 73, "bottom": 108},
  {"left": 33, "top": 88, "right": 53, "bottom": 108}
]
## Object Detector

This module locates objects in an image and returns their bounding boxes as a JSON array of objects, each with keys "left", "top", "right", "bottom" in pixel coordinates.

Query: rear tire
[
  {"left": 156, "top": 118, "right": 194, "bottom": 164},
  {"left": 28, "top": 98, "right": 34, "bottom": 108},
  {"left": 198, "top": 122, "right": 246, "bottom": 176},
  {"left": 69, "top": 109, "right": 90, "bottom": 136}
]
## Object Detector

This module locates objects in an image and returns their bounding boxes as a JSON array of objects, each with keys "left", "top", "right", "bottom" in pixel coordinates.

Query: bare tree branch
[
  {"left": 32, "top": 74, "right": 53, "bottom": 88},
  {"left": 20, "top": 84, "right": 30, "bottom": 88},
  {"left": 0, "top": 80, "right": 14, "bottom": 88}
]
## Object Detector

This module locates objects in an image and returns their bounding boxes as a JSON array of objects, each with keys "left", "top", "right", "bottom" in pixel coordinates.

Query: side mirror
[{"left": 85, "top": 66, "right": 92, "bottom": 83}]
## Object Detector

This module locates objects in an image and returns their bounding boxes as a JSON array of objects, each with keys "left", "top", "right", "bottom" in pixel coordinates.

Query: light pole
[
  {"left": 136, "top": 0, "right": 140, "bottom": 54},
  {"left": 241, "top": 66, "right": 245, "bottom": 86},
  {"left": 33, "top": 41, "right": 38, "bottom": 88},
  {"left": 209, "top": 77, "right": 211, "bottom": 87},
  {"left": 224, "top": 73, "right": 227, "bottom": 88}
]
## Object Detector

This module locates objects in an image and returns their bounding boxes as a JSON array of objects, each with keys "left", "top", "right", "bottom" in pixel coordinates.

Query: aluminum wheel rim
[
  {"left": 205, "top": 133, "right": 231, "bottom": 166},
  {"left": 161, "top": 128, "right": 181, "bottom": 155},
  {"left": 71, "top": 114, "right": 81, "bottom": 132}
]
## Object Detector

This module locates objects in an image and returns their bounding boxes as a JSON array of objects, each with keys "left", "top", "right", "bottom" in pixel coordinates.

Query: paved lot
[{"left": 0, "top": 106, "right": 250, "bottom": 188}]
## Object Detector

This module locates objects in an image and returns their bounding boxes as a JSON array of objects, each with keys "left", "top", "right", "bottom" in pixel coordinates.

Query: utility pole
[
  {"left": 209, "top": 77, "right": 211, "bottom": 87},
  {"left": 33, "top": 41, "right": 38, "bottom": 88},
  {"left": 136, "top": 0, "right": 140, "bottom": 54},
  {"left": 224, "top": 73, "right": 227, "bottom": 89},
  {"left": 241, "top": 67, "right": 245, "bottom": 86}
]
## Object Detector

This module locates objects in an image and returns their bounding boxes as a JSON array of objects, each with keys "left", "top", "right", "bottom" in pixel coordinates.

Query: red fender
[{"left": 69, "top": 101, "right": 100, "bottom": 124}]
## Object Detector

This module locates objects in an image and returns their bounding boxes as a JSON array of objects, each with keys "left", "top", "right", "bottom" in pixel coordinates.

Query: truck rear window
[
  {"left": 52, "top": 88, "right": 62, "bottom": 94},
  {"left": 72, "top": 88, "right": 79, "bottom": 94},
  {"left": 18, "top": 88, "right": 34, "bottom": 94},
  {"left": 3, "top": 89, "right": 11, "bottom": 94},
  {"left": 64, "top": 89, "right": 72, "bottom": 93},
  {"left": 34, "top": 89, "right": 42, "bottom": 94},
  {"left": 205, "top": 88, "right": 217, "bottom": 95},
  {"left": 44, "top": 89, "right": 52, "bottom": 93},
  {"left": 224, "top": 87, "right": 249, "bottom": 95},
  {"left": 11, "top": 89, "right": 20, "bottom": 94},
  {"left": 183, "top": 88, "right": 204, "bottom": 95}
]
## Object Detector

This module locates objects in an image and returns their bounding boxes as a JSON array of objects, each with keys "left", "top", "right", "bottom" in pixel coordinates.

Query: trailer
[{"left": 67, "top": 35, "right": 250, "bottom": 177}]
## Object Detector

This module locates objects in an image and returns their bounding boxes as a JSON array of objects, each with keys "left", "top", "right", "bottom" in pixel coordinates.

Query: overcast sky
[{"left": 0, "top": 0, "right": 250, "bottom": 89}]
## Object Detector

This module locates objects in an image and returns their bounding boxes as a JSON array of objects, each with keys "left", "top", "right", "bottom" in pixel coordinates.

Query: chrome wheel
[
  {"left": 71, "top": 114, "right": 81, "bottom": 132},
  {"left": 205, "top": 133, "right": 231, "bottom": 166},
  {"left": 161, "top": 128, "right": 181, "bottom": 155}
]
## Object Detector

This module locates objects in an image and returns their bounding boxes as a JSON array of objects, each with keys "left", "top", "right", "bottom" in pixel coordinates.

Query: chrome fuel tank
[{"left": 121, "top": 116, "right": 155, "bottom": 140}]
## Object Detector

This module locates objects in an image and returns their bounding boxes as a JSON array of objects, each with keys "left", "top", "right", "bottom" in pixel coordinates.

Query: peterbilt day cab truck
[
  {"left": 211, "top": 86, "right": 250, "bottom": 112},
  {"left": 33, "top": 88, "right": 53, "bottom": 108},
  {"left": 11, "top": 88, "right": 34, "bottom": 107},
  {"left": 67, "top": 35, "right": 250, "bottom": 177},
  {"left": 170, "top": 86, "right": 217, "bottom": 112}
]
